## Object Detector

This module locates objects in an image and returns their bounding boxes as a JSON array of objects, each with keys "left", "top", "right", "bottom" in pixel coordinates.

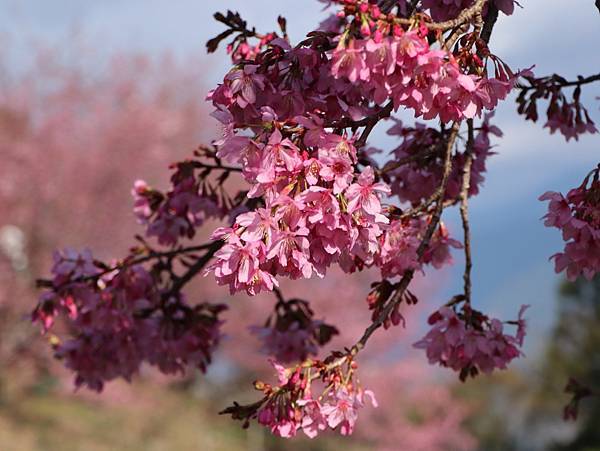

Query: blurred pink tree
[{"left": 0, "top": 44, "right": 211, "bottom": 382}]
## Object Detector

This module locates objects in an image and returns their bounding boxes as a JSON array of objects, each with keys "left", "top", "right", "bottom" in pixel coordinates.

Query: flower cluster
[
  {"left": 32, "top": 248, "right": 225, "bottom": 391},
  {"left": 250, "top": 298, "right": 339, "bottom": 363},
  {"left": 31, "top": 1, "right": 538, "bottom": 435},
  {"left": 414, "top": 303, "right": 528, "bottom": 380},
  {"left": 132, "top": 160, "right": 226, "bottom": 246},
  {"left": 221, "top": 358, "right": 377, "bottom": 438},
  {"left": 516, "top": 74, "right": 598, "bottom": 142},
  {"left": 206, "top": 124, "right": 393, "bottom": 294},
  {"left": 540, "top": 167, "right": 600, "bottom": 280},
  {"left": 544, "top": 100, "right": 598, "bottom": 142},
  {"left": 329, "top": 27, "right": 520, "bottom": 123},
  {"left": 385, "top": 114, "right": 501, "bottom": 205},
  {"left": 202, "top": 0, "right": 522, "bottom": 298},
  {"left": 378, "top": 218, "right": 462, "bottom": 278}
]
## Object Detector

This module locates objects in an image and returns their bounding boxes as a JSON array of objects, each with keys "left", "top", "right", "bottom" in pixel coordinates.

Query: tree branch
[
  {"left": 519, "top": 72, "right": 600, "bottom": 91},
  {"left": 480, "top": 3, "right": 499, "bottom": 45},
  {"left": 380, "top": 142, "right": 445, "bottom": 175},
  {"left": 460, "top": 120, "right": 474, "bottom": 303},
  {"left": 394, "top": 0, "right": 487, "bottom": 30},
  {"left": 37, "top": 243, "right": 217, "bottom": 289},
  {"left": 166, "top": 240, "right": 224, "bottom": 297}
]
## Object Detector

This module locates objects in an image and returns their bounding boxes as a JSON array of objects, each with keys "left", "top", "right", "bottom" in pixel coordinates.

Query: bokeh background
[{"left": 0, "top": 1, "right": 599, "bottom": 450}]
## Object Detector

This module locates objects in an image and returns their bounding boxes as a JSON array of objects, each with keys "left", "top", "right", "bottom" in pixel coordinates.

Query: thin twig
[
  {"left": 194, "top": 162, "right": 242, "bottom": 172},
  {"left": 444, "top": 23, "right": 471, "bottom": 51},
  {"left": 518, "top": 73, "right": 600, "bottom": 92},
  {"left": 37, "top": 243, "right": 217, "bottom": 289},
  {"left": 327, "top": 102, "right": 394, "bottom": 135},
  {"left": 460, "top": 120, "right": 474, "bottom": 303},
  {"left": 355, "top": 104, "right": 394, "bottom": 148},
  {"left": 273, "top": 286, "right": 286, "bottom": 304}
]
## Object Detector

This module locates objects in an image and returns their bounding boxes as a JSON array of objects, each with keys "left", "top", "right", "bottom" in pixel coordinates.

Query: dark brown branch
[
  {"left": 480, "top": 3, "right": 499, "bottom": 45},
  {"left": 194, "top": 161, "right": 242, "bottom": 172},
  {"left": 166, "top": 240, "right": 223, "bottom": 297},
  {"left": 355, "top": 101, "right": 395, "bottom": 148},
  {"left": 327, "top": 101, "right": 394, "bottom": 133},
  {"left": 273, "top": 286, "right": 286, "bottom": 304}
]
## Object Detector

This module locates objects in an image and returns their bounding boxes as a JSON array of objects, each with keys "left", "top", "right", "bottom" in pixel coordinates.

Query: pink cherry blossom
[
  {"left": 345, "top": 167, "right": 391, "bottom": 217},
  {"left": 414, "top": 304, "right": 527, "bottom": 379},
  {"left": 540, "top": 170, "right": 600, "bottom": 280}
]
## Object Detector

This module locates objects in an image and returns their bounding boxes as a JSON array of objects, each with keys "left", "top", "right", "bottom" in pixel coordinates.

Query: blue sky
[{"left": 2, "top": 0, "right": 599, "bottom": 356}]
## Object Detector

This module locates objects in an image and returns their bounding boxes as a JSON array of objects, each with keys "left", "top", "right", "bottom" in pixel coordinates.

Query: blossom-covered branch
[{"left": 31, "top": 0, "right": 576, "bottom": 440}]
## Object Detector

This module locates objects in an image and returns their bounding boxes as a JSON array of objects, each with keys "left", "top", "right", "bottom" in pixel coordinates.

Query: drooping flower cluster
[
  {"left": 132, "top": 159, "right": 229, "bottom": 246},
  {"left": 414, "top": 303, "right": 528, "bottom": 380},
  {"left": 32, "top": 248, "right": 226, "bottom": 391},
  {"left": 206, "top": 125, "right": 394, "bottom": 294},
  {"left": 384, "top": 114, "right": 501, "bottom": 205},
  {"left": 544, "top": 102, "right": 598, "bottom": 142},
  {"left": 517, "top": 73, "right": 599, "bottom": 142},
  {"left": 540, "top": 166, "right": 600, "bottom": 281},
  {"left": 250, "top": 298, "right": 339, "bottom": 363},
  {"left": 330, "top": 29, "right": 520, "bottom": 123},
  {"left": 221, "top": 358, "right": 377, "bottom": 438},
  {"left": 378, "top": 218, "right": 462, "bottom": 278}
]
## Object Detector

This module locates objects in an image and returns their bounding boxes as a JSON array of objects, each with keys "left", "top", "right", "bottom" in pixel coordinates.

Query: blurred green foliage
[{"left": 456, "top": 275, "right": 600, "bottom": 451}]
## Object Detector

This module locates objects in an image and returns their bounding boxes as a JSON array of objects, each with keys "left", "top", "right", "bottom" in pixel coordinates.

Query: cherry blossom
[
  {"left": 540, "top": 167, "right": 600, "bottom": 281},
  {"left": 33, "top": 256, "right": 226, "bottom": 391},
  {"left": 414, "top": 303, "right": 527, "bottom": 380}
]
